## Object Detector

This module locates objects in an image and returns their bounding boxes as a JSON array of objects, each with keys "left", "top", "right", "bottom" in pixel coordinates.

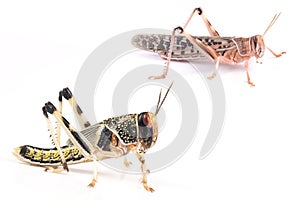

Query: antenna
[
  {"left": 263, "top": 13, "right": 281, "bottom": 37},
  {"left": 155, "top": 81, "right": 174, "bottom": 115}
]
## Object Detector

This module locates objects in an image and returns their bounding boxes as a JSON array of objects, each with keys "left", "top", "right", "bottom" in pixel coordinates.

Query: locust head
[
  {"left": 251, "top": 35, "right": 265, "bottom": 59},
  {"left": 137, "top": 112, "right": 158, "bottom": 153},
  {"left": 252, "top": 13, "right": 281, "bottom": 60},
  {"left": 136, "top": 82, "right": 173, "bottom": 154}
]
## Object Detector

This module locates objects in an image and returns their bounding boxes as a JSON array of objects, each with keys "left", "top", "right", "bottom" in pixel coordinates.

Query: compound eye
[
  {"left": 138, "top": 112, "right": 154, "bottom": 127},
  {"left": 142, "top": 113, "right": 150, "bottom": 126}
]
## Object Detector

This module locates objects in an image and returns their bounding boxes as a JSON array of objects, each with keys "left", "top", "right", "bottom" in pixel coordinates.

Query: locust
[
  {"left": 131, "top": 7, "right": 286, "bottom": 86},
  {"left": 13, "top": 83, "right": 173, "bottom": 192}
]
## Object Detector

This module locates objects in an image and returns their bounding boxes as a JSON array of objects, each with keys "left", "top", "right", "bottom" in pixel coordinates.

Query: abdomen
[{"left": 13, "top": 145, "right": 90, "bottom": 167}]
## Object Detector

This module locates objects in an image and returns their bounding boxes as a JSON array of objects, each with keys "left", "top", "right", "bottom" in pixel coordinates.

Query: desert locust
[
  {"left": 13, "top": 83, "right": 173, "bottom": 192},
  {"left": 132, "top": 7, "right": 286, "bottom": 86}
]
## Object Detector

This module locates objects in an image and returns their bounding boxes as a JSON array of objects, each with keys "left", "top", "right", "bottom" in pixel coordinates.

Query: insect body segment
[
  {"left": 132, "top": 7, "right": 286, "bottom": 86},
  {"left": 13, "top": 145, "right": 87, "bottom": 166},
  {"left": 13, "top": 84, "right": 173, "bottom": 192},
  {"left": 102, "top": 114, "right": 138, "bottom": 145}
]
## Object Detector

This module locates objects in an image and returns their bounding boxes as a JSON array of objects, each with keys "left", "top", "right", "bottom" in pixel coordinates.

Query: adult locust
[{"left": 132, "top": 7, "right": 286, "bottom": 86}]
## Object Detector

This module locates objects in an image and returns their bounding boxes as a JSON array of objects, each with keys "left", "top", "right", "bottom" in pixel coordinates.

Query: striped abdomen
[{"left": 13, "top": 145, "right": 90, "bottom": 166}]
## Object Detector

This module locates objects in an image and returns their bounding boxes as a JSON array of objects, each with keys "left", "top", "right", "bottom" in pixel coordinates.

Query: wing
[
  {"left": 132, "top": 34, "right": 205, "bottom": 60},
  {"left": 132, "top": 34, "right": 236, "bottom": 60},
  {"left": 79, "top": 123, "right": 105, "bottom": 147},
  {"left": 79, "top": 114, "right": 139, "bottom": 150},
  {"left": 102, "top": 114, "right": 138, "bottom": 145}
]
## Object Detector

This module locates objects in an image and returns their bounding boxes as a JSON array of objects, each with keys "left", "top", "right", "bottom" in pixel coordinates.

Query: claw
[
  {"left": 88, "top": 178, "right": 97, "bottom": 188},
  {"left": 275, "top": 51, "right": 286, "bottom": 58},
  {"left": 248, "top": 81, "right": 255, "bottom": 87},
  {"left": 44, "top": 166, "right": 66, "bottom": 173},
  {"left": 142, "top": 181, "right": 155, "bottom": 192},
  {"left": 207, "top": 71, "right": 216, "bottom": 80}
]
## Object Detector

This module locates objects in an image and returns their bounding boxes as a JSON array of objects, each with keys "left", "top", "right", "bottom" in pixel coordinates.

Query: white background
[{"left": 0, "top": 0, "right": 299, "bottom": 199}]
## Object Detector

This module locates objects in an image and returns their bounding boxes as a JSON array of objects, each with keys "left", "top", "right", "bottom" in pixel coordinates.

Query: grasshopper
[
  {"left": 132, "top": 7, "right": 286, "bottom": 86},
  {"left": 13, "top": 83, "right": 173, "bottom": 192}
]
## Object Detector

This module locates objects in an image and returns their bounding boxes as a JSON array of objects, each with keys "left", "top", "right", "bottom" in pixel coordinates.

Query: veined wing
[
  {"left": 79, "top": 114, "right": 139, "bottom": 148},
  {"left": 132, "top": 34, "right": 236, "bottom": 60}
]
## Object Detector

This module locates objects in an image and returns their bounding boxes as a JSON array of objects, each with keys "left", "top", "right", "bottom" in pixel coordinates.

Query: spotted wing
[
  {"left": 102, "top": 114, "right": 138, "bottom": 145},
  {"left": 78, "top": 114, "right": 138, "bottom": 153},
  {"left": 132, "top": 34, "right": 235, "bottom": 60}
]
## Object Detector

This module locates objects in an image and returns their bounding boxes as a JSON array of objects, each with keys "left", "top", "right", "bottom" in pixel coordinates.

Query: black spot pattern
[{"left": 103, "top": 114, "right": 138, "bottom": 144}]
